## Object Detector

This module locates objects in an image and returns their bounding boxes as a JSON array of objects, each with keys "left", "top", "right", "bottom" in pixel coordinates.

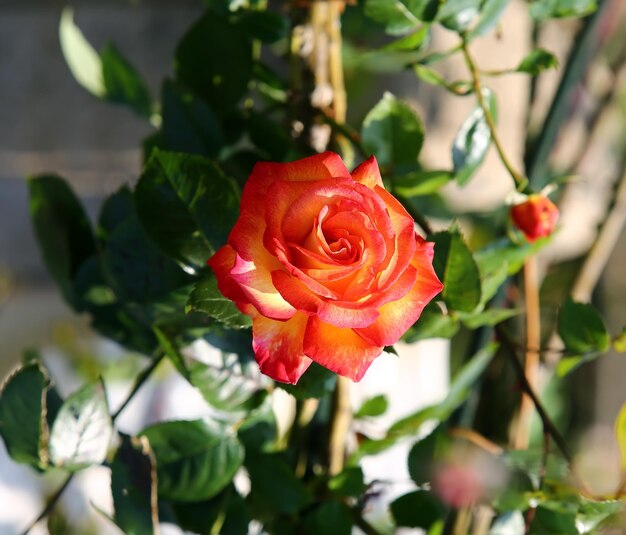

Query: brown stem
[
  {"left": 497, "top": 326, "right": 572, "bottom": 464},
  {"left": 513, "top": 256, "right": 541, "bottom": 449},
  {"left": 461, "top": 41, "right": 528, "bottom": 191}
]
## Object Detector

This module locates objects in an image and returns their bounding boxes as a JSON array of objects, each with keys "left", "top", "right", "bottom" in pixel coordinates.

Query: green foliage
[
  {"left": 355, "top": 394, "right": 388, "bottom": 418},
  {"left": 391, "top": 490, "right": 447, "bottom": 529},
  {"left": 430, "top": 229, "right": 482, "bottom": 312},
  {"left": 529, "top": 0, "right": 597, "bottom": 20},
  {"left": 517, "top": 49, "right": 560, "bottom": 75},
  {"left": 362, "top": 92, "right": 424, "bottom": 173},
  {"left": 135, "top": 150, "right": 240, "bottom": 270},
  {"left": 452, "top": 88, "right": 497, "bottom": 185},
  {"left": 140, "top": 419, "right": 244, "bottom": 502},
  {"left": 0, "top": 363, "right": 58, "bottom": 469},
  {"left": 110, "top": 434, "right": 158, "bottom": 535},
  {"left": 49, "top": 379, "right": 113, "bottom": 471},
  {"left": 187, "top": 274, "right": 252, "bottom": 329}
]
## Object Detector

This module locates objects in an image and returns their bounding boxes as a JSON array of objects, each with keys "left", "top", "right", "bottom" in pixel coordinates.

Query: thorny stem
[
  {"left": 513, "top": 256, "right": 542, "bottom": 450},
  {"left": 21, "top": 353, "right": 165, "bottom": 534},
  {"left": 461, "top": 41, "right": 528, "bottom": 192}
]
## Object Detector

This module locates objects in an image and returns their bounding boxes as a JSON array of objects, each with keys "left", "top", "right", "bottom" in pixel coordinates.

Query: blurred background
[{"left": 2, "top": 0, "right": 626, "bottom": 533}]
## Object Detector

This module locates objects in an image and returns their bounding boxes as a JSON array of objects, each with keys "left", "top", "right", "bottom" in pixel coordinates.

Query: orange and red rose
[
  {"left": 510, "top": 194, "right": 559, "bottom": 242},
  {"left": 208, "top": 152, "right": 442, "bottom": 384}
]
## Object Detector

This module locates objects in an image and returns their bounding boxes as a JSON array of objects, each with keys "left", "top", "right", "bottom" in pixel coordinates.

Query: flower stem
[
  {"left": 461, "top": 41, "right": 528, "bottom": 192},
  {"left": 328, "top": 375, "right": 352, "bottom": 476}
]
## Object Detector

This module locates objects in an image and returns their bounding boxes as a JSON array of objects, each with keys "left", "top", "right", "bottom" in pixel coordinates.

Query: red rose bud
[
  {"left": 208, "top": 152, "right": 443, "bottom": 384},
  {"left": 510, "top": 194, "right": 559, "bottom": 242}
]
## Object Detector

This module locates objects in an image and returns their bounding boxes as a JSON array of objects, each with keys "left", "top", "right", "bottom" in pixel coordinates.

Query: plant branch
[
  {"left": 496, "top": 326, "right": 572, "bottom": 464},
  {"left": 461, "top": 41, "right": 527, "bottom": 191},
  {"left": 19, "top": 474, "right": 74, "bottom": 535},
  {"left": 513, "top": 256, "right": 541, "bottom": 449}
]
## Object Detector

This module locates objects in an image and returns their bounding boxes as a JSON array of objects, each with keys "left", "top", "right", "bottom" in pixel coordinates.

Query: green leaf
[
  {"left": 475, "top": 237, "right": 550, "bottom": 278},
  {"left": 391, "top": 490, "right": 447, "bottom": 528},
  {"left": 393, "top": 170, "right": 453, "bottom": 197},
  {"left": 279, "top": 362, "right": 337, "bottom": 400},
  {"left": 187, "top": 273, "right": 252, "bottom": 328},
  {"left": 135, "top": 149, "right": 240, "bottom": 271},
  {"left": 236, "top": 395, "right": 276, "bottom": 453},
  {"left": 452, "top": 88, "right": 496, "bottom": 186},
  {"left": 459, "top": 308, "right": 521, "bottom": 329},
  {"left": 102, "top": 208, "right": 192, "bottom": 304},
  {"left": 430, "top": 229, "right": 482, "bottom": 312},
  {"left": 110, "top": 434, "right": 158, "bottom": 535},
  {"left": 328, "top": 466, "right": 365, "bottom": 497},
  {"left": 365, "top": 0, "right": 439, "bottom": 34},
  {"left": 160, "top": 79, "right": 223, "bottom": 157},
  {"left": 557, "top": 299, "right": 610, "bottom": 354},
  {"left": 49, "top": 379, "right": 113, "bottom": 471},
  {"left": 187, "top": 356, "right": 261, "bottom": 412},
  {"left": 169, "top": 485, "right": 251, "bottom": 535},
  {"left": 529, "top": 0, "right": 597, "bottom": 21},
  {"left": 403, "top": 302, "right": 460, "bottom": 342},
  {"left": 382, "top": 26, "right": 431, "bottom": 51},
  {"left": 361, "top": 92, "right": 425, "bottom": 173},
  {"left": 234, "top": 9, "right": 288, "bottom": 43},
  {"left": 437, "top": 0, "right": 482, "bottom": 32},
  {"left": 29, "top": 175, "right": 96, "bottom": 309},
  {"left": 388, "top": 343, "right": 497, "bottom": 437},
  {"left": 355, "top": 394, "right": 388, "bottom": 419},
  {"left": 614, "top": 402, "right": 626, "bottom": 469},
  {"left": 175, "top": 12, "right": 253, "bottom": 113},
  {"left": 101, "top": 43, "right": 153, "bottom": 118},
  {"left": 246, "top": 452, "right": 312, "bottom": 514},
  {"left": 0, "top": 363, "right": 56, "bottom": 469},
  {"left": 517, "top": 49, "right": 559, "bottom": 75},
  {"left": 59, "top": 7, "right": 105, "bottom": 97},
  {"left": 468, "top": 0, "right": 511, "bottom": 38},
  {"left": 407, "top": 425, "right": 448, "bottom": 485},
  {"left": 530, "top": 503, "right": 578, "bottom": 534},
  {"left": 576, "top": 498, "right": 623, "bottom": 534},
  {"left": 141, "top": 419, "right": 244, "bottom": 502},
  {"left": 304, "top": 502, "right": 353, "bottom": 535}
]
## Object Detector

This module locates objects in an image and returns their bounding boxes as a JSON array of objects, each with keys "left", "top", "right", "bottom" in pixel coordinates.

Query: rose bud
[
  {"left": 510, "top": 193, "right": 559, "bottom": 242},
  {"left": 208, "top": 152, "right": 442, "bottom": 384}
]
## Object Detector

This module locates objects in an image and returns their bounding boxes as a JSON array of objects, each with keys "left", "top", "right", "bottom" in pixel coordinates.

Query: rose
[
  {"left": 510, "top": 194, "right": 559, "bottom": 242},
  {"left": 208, "top": 152, "right": 443, "bottom": 384}
]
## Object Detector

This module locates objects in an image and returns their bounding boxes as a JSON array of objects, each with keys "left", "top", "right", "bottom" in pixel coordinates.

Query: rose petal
[
  {"left": 303, "top": 316, "right": 383, "bottom": 382},
  {"left": 272, "top": 270, "right": 380, "bottom": 328},
  {"left": 251, "top": 311, "right": 312, "bottom": 384},
  {"left": 356, "top": 239, "right": 443, "bottom": 346},
  {"left": 207, "top": 245, "right": 249, "bottom": 305},
  {"left": 252, "top": 151, "right": 351, "bottom": 186},
  {"left": 351, "top": 156, "right": 384, "bottom": 189}
]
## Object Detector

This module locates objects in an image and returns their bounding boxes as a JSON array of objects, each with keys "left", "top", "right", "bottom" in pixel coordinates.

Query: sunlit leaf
[
  {"left": 49, "top": 379, "right": 113, "bottom": 471},
  {"left": 452, "top": 89, "right": 496, "bottom": 186},
  {"left": 59, "top": 7, "right": 105, "bottom": 97},
  {"left": 362, "top": 92, "right": 424, "bottom": 173}
]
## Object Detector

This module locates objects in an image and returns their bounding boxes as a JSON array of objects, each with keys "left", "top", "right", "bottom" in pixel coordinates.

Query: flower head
[
  {"left": 208, "top": 152, "right": 442, "bottom": 384},
  {"left": 510, "top": 193, "right": 559, "bottom": 242}
]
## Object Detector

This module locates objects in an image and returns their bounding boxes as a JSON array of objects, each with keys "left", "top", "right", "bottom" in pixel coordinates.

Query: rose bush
[
  {"left": 209, "top": 152, "right": 443, "bottom": 384},
  {"left": 510, "top": 193, "right": 559, "bottom": 242}
]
